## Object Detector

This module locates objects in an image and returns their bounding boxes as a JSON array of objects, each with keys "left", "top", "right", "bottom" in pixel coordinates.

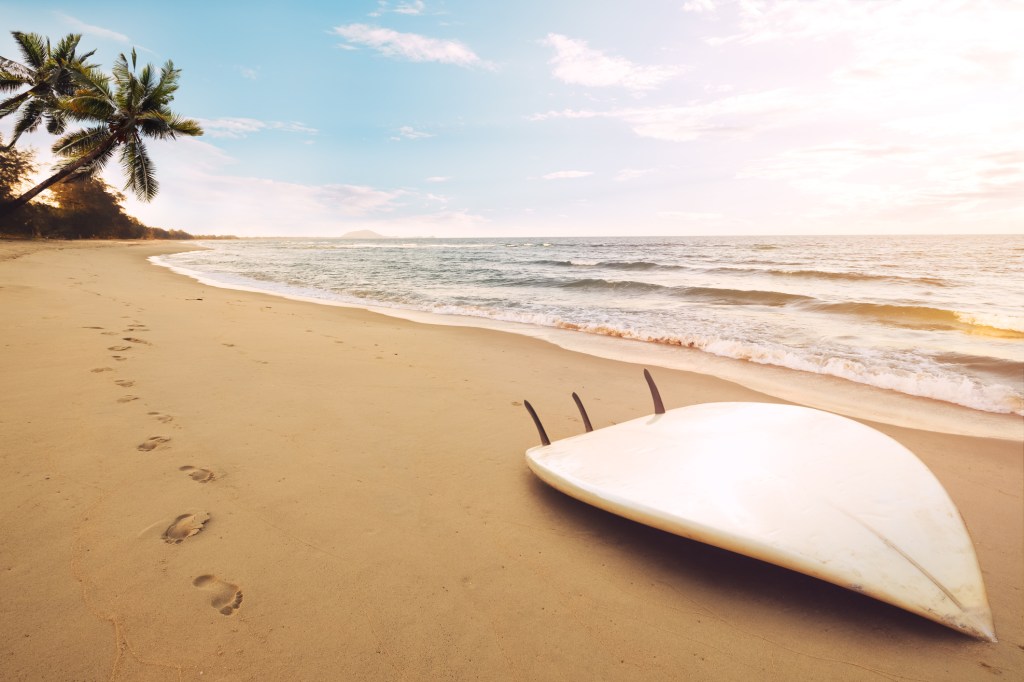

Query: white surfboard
[{"left": 525, "top": 390, "right": 995, "bottom": 641}]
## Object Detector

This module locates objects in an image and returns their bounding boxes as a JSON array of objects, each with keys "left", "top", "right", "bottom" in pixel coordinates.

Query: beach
[{"left": 1, "top": 239, "right": 1021, "bottom": 680}]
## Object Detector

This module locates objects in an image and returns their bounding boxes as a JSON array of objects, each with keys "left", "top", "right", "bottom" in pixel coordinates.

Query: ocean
[{"left": 154, "top": 235, "right": 1024, "bottom": 416}]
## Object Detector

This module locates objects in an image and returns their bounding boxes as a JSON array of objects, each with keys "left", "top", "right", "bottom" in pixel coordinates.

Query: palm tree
[
  {"left": 0, "top": 49, "right": 202, "bottom": 216},
  {"left": 0, "top": 31, "right": 96, "bottom": 148}
]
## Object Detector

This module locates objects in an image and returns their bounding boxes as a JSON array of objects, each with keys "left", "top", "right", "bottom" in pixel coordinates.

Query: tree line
[
  {"left": 0, "top": 31, "right": 205, "bottom": 238},
  {"left": 1, "top": 145, "right": 194, "bottom": 239}
]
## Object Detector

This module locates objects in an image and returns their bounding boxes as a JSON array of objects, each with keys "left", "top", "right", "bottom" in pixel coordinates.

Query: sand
[{"left": 0, "top": 240, "right": 1020, "bottom": 681}]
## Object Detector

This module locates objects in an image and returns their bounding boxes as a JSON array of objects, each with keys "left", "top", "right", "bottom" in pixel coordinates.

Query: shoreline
[
  {"left": 1, "top": 239, "right": 1021, "bottom": 680},
  {"left": 153, "top": 247, "right": 1023, "bottom": 441}
]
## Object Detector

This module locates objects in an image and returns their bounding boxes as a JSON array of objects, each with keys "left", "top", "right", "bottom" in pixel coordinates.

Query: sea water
[{"left": 154, "top": 235, "right": 1024, "bottom": 416}]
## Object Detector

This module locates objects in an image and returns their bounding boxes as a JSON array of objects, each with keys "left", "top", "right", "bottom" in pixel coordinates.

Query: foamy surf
[{"left": 152, "top": 235, "right": 1024, "bottom": 419}]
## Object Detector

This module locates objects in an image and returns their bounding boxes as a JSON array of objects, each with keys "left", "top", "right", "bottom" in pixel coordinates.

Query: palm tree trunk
[{"left": 0, "top": 135, "right": 117, "bottom": 218}]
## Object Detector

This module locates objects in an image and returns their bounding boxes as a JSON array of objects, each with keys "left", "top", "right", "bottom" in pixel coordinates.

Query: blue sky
[{"left": 1, "top": 0, "right": 1022, "bottom": 237}]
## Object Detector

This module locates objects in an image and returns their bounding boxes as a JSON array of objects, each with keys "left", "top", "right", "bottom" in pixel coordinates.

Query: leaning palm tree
[
  {"left": 0, "top": 31, "right": 96, "bottom": 148},
  {"left": 0, "top": 49, "right": 202, "bottom": 216}
]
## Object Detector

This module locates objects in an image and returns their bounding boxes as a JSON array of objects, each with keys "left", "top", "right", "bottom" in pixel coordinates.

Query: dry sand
[{"left": 0, "top": 240, "right": 1021, "bottom": 681}]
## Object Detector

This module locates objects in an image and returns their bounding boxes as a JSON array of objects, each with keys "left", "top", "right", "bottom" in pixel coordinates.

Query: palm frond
[
  {"left": 111, "top": 52, "right": 131, "bottom": 87},
  {"left": 72, "top": 65, "right": 114, "bottom": 98},
  {"left": 12, "top": 32, "right": 48, "bottom": 69},
  {"left": 135, "top": 110, "right": 203, "bottom": 140},
  {"left": 167, "top": 114, "right": 203, "bottom": 137},
  {"left": 44, "top": 107, "right": 68, "bottom": 135},
  {"left": 0, "top": 55, "right": 34, "bottom": 81},
  {"left": 9, "top": 97, "right": 46, "bottom": 141},
  {"left": 140, "top": 61, "right": 180, "bottom": 111},
  {"left": 65, "top": 67, "right": 116, "bottom": 121},
  {"left": 51, "top": 33, "right": 82, "bottom": 62},
  {"left": 120, "top": 133, "right": 158, "bottom": 201},
  {"left": 51, "top": 125, "right": 110, "bottom": 159},
  {"left": 0, "top": 91, "right": 30, "bottom": 119},
  {"left": 53, "top": 133, "right": 117, "bottom": 179}
]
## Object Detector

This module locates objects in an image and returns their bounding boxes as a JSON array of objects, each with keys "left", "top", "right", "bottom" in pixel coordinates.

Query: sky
[{"left": 1, "top": 0, "right": 1022, "bottom": 237}]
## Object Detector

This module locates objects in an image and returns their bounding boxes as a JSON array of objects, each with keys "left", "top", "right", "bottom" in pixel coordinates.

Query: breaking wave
[
  {"left": 547, "top": 320, "right": 1023, "bottom": 415},
  {"left": 813, "top": 302, "right": 1024, "bottom": 338}
]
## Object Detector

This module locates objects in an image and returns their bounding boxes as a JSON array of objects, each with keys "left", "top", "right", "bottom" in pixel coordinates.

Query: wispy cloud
[
  {"left": 425, "top": 176, "right": 451, "bottom": 183},
  {"left": 614, "top": 168, "right": 655, "bottom": 182},
  {"left": 392, "top": 125, "right": 434, "bottom": 140},
  {"left": 54, "top": 12, "right": 129, "bottom": 42},
  {"left": 530, "top": 89, "right": 808, "bottom": 141},
  {"left": 542, "top": 34, "right": 683, "bottom": 91},
  {"left": 541, "top": 170, "right": 593, "bottom": 180},
  {"left": 239, "top": 67, "right": 258, "bottom": 80},
  {"left": 332, "top": 24, "right": 492, "bottom": 69},
  {"left": 370, "top": 0, "right": 426, "bottom": 17},
  {"left": 198, "top": 117, "right": 318, "bottom": 139},
  {"left": 394, "top": 1, "right": 426, "bottom": 15}
]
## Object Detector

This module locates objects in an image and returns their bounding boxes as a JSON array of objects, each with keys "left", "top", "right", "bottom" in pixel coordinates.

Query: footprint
[
  {"left": 137, "top": 436, "right": 170, "bottom": 452},
  {"left": 180, "top": 466, "right": 215, "bottom": 483},
  {"left": 162, "top": 512, "right": 210, "bottom": 544},
  {"left": 101, "top": 331, "right": 120, "bottom": 336},
  {"left": 122, "top": 337, "right": 151, "bottom": 345},
  {"left": 82, "top": 326, "right": 104, "bottom": 330},
  {"left": 192, "top": 575, "right": 243, "bottom": 615},
  {"left": 115, "top": 379, "right": 135, "bottom": 388},
  {"left": 117, "top": 395, "right": 139, "bottom": 403},
  {"left": 91, "top": 367, "right": 113, "bottom": 373},
  {"left": 147, "top": 411, "right": 174, "bottom": 423},
  {"left": 108, "top": 345, "right": 131, "bottom": 351}
]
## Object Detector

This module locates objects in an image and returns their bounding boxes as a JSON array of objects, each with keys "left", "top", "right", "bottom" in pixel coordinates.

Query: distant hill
[{"left": 340, "top": 230, "right": 388, "bottom": 239}]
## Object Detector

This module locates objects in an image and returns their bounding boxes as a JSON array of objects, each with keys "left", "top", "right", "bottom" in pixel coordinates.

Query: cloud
[
  {"left": 706, "top": 0, "right": 1024, "bottom": 88},
  {"left": 197, "top": 117, "right": 318, "bottom": 139},
  {"left": 741, "top": 142, "right": 920, "bottom": 181},
  {"left": 682, "top": 0, "right": 717, "bottom": 13},
  {"left": 614, "top": 168, "right": 654, "bottom": 182},
  {"left": 239, "top": 67, "right": 258, "bottom": 80},
  {"left": 425, "top": 176, "right": 451, "bottom": 183},
  {"left": 530, "top": 88, "right": 808, "bottom": 141},
  {"left": 332, "top": 24, "right": 492, "bottom": 69},
  {"left": 395, "top": 125, "right": 434, "bottom": 140},
  {"left": 740, "top": 141, "right": 1024, "bottom": 220},
  {"left": 394, "top": 1, "right": 426, "bottom": 15},
  {"left": 542, "top": 33, "right": 683, "bottom": 91},
  {"left": 54, "top": 12, "right": 129, "bottom": 43},
  {"left": 541, "top": 170, "right": 593, "bottom": 180},
  {"left": 370, "top": 0, "right": 426, "bottom": 16}
]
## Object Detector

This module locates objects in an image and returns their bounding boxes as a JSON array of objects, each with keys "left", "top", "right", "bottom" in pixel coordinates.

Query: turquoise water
[{"left": 156, "top": 235, "right": 1024, "bottom": 415}]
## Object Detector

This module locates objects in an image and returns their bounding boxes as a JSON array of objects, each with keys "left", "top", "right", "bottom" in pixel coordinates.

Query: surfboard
[{"left": 524, "top": 379, "right": 996, "bottom": 641}]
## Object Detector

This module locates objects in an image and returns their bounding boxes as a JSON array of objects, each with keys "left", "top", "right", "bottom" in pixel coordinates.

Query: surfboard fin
[
  {"left": 644, "top": 369, "right": 665, "bottom": 415},
  {"left": 572, "top": 392, "right": 594, "bottom": 432},
  {"left": 523, "top": 400, "right": 551, "bottom": 446}
]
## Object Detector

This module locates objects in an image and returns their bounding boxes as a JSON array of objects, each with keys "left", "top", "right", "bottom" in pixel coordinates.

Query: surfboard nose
[{"left": 955, "top": 607, "right": 997, "bottom": 643}]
